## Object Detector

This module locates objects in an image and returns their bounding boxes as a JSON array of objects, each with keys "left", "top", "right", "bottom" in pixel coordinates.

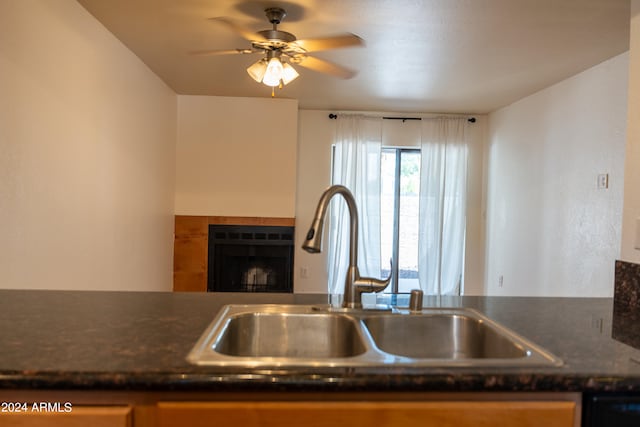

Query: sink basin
[
  {"left": 214, "top": 312, "right": 367, "bottom": 358},
  {"left": 188, "top": 304, "right": 562, "bottom": 368},
  {"left": 363, "top": 313, "right": 527, "bottom": 359}
]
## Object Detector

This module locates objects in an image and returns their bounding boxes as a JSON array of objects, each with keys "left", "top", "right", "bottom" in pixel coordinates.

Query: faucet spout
[{"left": 303, "top": 185, "right": 392, "bottom": 308}]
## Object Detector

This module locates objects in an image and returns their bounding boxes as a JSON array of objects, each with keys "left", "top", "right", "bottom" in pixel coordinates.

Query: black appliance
[{"left": 583, "top": 393, "right": 640, "bottom": 426}]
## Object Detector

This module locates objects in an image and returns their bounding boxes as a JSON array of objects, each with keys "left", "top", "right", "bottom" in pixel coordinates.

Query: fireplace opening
[{"left": 207, "top": 225, "right": 294, "bottom": 293}]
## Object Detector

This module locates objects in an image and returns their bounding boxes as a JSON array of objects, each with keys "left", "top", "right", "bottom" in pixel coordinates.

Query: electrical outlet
[
  {"left": 591, "top": 316, "right": 604, "bottom": 333},
  {"left": 597, "top": 173, "right": 609, "bottom": 190}
]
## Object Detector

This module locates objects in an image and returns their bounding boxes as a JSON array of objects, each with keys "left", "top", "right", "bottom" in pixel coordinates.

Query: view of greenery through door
[{"left": 381, "top": 148, "right": 421, "bottom": 293}]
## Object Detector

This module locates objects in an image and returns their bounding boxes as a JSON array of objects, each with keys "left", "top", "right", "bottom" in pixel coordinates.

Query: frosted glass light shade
[
  {"left": 282, "top": 62, "right": 299, "bottom": 85},
  {"left": 263, "top": 57, "right": 284, "bottom": 86},
  {"left": 246, "top": 59, "right": 267, "bottom": 83}
]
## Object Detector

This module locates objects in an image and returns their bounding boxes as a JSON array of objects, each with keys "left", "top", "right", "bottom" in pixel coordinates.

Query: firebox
[{"left": 207, "top": 225, "right": 294, "bottom": 293}]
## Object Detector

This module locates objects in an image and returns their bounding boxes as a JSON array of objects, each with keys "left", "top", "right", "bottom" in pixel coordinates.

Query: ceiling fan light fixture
[
  {"left": 246, "top": 59, "right": 267, "bottom": 83},
  {"left": 281, "top": 62, "right": 299, "bottom": 85},
  {"left": 196, "top": 6, "right": 365, "bottom": 94},
  {"left": 262, "top": 57, "right": 284, "bottom": 87}
]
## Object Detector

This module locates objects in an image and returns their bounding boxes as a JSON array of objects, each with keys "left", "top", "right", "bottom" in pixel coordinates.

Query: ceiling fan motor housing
[{"left": 257, "top": 29, "right": 296, "bottom": 44}]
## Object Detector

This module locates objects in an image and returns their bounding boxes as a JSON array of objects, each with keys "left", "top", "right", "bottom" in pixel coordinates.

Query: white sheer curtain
[
  {"left": 328, "top": 115, "right": 383, "bottom": 300},
  {"left": 418, "top": 117, "right": 468, "bottom": 295}
]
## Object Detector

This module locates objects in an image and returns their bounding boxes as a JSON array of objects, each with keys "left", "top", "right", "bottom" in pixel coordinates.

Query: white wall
[
  {"left": 0, "top": 0, "right": 177, "bottom": 291},
  {"left": 175, "top": 95, "right": 298, "bottom": 218},
  {"left": 621, "top": 0, "right": 640, "bottom": 262},
  {"left": 294, "top": 111, "right": 335, "bottom": 293},
  {"left": 485, "top": 53, "right": 628, "bottom": 297},
  {"left": 294, "top": 111, "right": 487, "bottom": 294}
]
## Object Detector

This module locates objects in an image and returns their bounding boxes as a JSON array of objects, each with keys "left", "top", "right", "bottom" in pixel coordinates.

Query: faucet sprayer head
[{"left": 302, "top": 218, "right": 324, "bottom": 253}]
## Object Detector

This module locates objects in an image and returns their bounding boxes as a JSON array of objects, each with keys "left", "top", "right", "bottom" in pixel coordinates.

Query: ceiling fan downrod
[
  {"left": 256, "top": 7, "right": 296, "bottom": 45},
  {"left": 265, "top": 7, "right": 286, "bottom": 27}
]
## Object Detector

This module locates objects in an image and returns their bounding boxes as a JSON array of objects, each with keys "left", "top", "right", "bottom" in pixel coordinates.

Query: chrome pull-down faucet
[{"left": 302, "top": 185, "right": 392, "bottom": 309}]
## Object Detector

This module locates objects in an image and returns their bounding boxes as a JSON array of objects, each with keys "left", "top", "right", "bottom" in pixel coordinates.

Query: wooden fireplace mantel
[{"left": 173, "top": 216, "right": 295, "bottom": 292}]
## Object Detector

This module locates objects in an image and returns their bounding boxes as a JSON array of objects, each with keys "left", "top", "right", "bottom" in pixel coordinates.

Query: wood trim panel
[
  {"left": 157, "top": 401, "right": 575, "bottom": 427},
  {"left": 206, "top": 216, "right": 295, "bottom": 227},
  {"left": 173, "top": 236, "right": 207, "bottom": 273},
  {"left": 172, "top": 272, "right": 206, "bottom": 292},
  {"left": 174, "top": 216, "right": 295, "bottom": 237},
  {"left": 174, "top": 216, "right": 208, "bottom": 237},
  {"left": 173, "top": 216, "right": 295, "bottom": 292}
]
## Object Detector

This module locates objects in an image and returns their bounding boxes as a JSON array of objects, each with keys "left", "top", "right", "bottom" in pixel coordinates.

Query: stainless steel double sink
[{"left": 187, "top": 304, "right": 562, "bottom": 368}]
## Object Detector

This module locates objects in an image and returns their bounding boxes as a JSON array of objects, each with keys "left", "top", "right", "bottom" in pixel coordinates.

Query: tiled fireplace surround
[{"left": 173, "top": 216, "right": 295, "bottom": 292}]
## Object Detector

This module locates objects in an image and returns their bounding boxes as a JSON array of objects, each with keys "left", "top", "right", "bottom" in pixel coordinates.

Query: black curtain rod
[{"left": 328, "top": 113, "right": 476, "bottom": 123}]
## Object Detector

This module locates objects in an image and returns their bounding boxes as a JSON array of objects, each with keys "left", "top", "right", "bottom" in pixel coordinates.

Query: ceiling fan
[{"left": 190, "top": 7, "right": 364, "bottom": 92}]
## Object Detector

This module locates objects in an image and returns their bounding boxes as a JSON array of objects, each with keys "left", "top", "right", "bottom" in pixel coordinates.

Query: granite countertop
[{"left": 1, "top": 289, "right": 640, "bottom": 393}]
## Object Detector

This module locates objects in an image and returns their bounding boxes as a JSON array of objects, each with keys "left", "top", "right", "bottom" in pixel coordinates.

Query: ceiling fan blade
[
  {"left": 296, "top": 56, "right": 357, "bottom": 79},
  {"left": 189, "top": 48, "right": 257, "bottom": 56},
  {"left": 293, "top": 33, "right": 364, "bottom": 52},
  {"left": 208, "top": 17, "right": 267, "bottom": 42}
]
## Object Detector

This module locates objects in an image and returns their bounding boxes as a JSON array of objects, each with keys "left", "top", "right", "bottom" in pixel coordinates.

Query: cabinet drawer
[
  {"left": 0, "top": 405, "right": 131, "bottom": 427},
  {"left": 157, "top": 401, "right": 575, "bottom": 427}
]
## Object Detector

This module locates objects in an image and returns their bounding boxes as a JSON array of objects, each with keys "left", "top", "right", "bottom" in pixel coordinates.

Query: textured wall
[
  {"left": 0, "top": 0, "right": 177, "bottom": 291},
  {"left": 485, "top": 53, "right": 628, "bottom": 296}
]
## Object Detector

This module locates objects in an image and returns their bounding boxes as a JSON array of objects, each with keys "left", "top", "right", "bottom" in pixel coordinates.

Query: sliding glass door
[{"left": 381, "top": 148, "right": 421, "bottom": 293}]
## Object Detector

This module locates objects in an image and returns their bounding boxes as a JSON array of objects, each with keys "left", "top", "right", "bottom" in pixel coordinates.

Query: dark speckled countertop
[{"left": 1, "top": 289, "right": 640, "bottom": 393}]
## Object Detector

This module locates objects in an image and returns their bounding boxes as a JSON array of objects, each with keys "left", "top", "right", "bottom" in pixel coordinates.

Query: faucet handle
[
  {"left": 353, "top": 274, "right": 391, "bottom": 292},
  {"left": 353, "top": 259, "right": 393, "bottom": 294}
]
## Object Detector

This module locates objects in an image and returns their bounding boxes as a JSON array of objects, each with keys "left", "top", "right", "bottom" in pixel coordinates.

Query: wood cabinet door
[
  {"left": 0, "top": 405, "right": 131, "bottom": 427},
  {"left": 157, "top": 401, "right": 575, "bottom": 427}
]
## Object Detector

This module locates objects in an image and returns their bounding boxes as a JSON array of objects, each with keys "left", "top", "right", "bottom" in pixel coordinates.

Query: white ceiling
[{"left": 77, "top": 0, "right": 630, "bottom": 114}]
